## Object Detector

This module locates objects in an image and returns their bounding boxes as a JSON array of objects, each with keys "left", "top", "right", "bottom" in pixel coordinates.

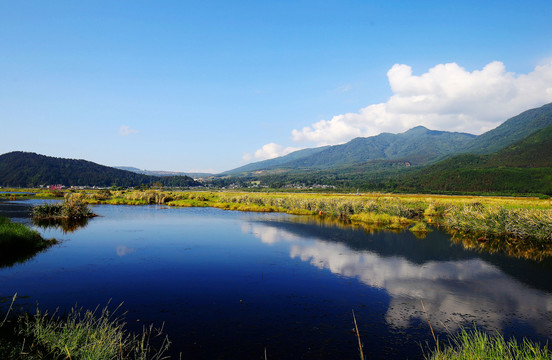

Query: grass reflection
[
  {"left": 450, "top": 231, "right": 552, "bottom": 261},
  {"left": 32, "top": 217, "right": 90, "bottom": 234}
]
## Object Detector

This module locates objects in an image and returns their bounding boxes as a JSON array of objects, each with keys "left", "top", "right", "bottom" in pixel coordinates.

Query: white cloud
[
  {"left": 292, "top": 61, "right": 552, "bottom": 145},
  {"left": 242, "top": 142, "right": 301, "bottom": 162},
  {"left": 119, "top": 125, "right": 139, "bottom": 136}
]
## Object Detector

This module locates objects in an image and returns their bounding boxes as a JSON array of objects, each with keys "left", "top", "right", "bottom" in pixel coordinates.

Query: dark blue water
[{"left": 1, "top": 200, "right": 552, "bottom": 359}]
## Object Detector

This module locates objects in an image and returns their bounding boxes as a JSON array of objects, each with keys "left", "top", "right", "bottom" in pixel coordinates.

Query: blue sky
[{"left": 1, "top": 1, "right": 552, "bottom": 173}]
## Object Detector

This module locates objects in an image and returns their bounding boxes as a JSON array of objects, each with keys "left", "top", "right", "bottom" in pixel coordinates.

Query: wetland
[{"left": 0, "top": 198, "right": 551, "bottom": 359}]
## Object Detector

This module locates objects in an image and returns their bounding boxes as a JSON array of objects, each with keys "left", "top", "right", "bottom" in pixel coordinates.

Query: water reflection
[
  {"left": 0, "top": 236, "right": 58, "bottom": 269},
  {"left": 116, "top": 245, "right": 136, "bottom": 257},
  {"left": 244, "top": 220, "right": 552, "bottom": 338},
  {"left": 32, "top": 217, "right": 90, "bottom": 233},
  {"left": 449, "top": 231, "right": 552, "bottom": 261}
]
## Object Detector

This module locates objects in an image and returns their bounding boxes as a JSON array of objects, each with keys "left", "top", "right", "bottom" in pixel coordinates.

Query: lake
[{"left": 1, "top": 199, "right": 552, "bottom": 359}]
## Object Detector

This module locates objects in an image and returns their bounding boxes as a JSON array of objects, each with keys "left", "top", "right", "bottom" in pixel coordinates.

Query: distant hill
[
  {"left": 115, "top": 166, "right": 213, "bottom": 178},
  {"left": 0, "top": 152, "right": 200, "bottom": 188},
  {"left": 225, "top": 126, "right": 476, "bottom": 175}
]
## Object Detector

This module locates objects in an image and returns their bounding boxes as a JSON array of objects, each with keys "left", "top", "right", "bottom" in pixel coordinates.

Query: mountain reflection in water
[{"left": 243, "top": 218, "right": 552, "bottom": 338}]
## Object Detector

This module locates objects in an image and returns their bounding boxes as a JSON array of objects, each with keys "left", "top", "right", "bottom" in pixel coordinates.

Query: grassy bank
[
  {"left": 0, "top": 217, "right": 58, "bottom": 267},
  {"left": 426, "top": 328, "right": 552, "bottom": 360},
  {"left": 0, "top": 298, "right": 170, "bottom": 359},
  {"left": 70, "top": 190, "right": 552, "bottom": 243},
  {"left": 0, "top": 188, "right": 64, "bottom": 200}
]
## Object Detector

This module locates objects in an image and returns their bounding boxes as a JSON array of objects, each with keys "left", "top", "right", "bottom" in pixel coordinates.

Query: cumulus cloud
[
  {"left": 242, "top": 142, "right": 301, "bottom": 162},
  {"left": 119, "top": 125, "right": 139, "bottom": 136},
  {"left": 292, "top": 61, "right": 552, "bottom": 145}
]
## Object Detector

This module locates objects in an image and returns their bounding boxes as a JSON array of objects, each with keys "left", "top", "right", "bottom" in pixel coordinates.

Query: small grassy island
[{"left": 31, "top": 196, "right": 96, "bottom": 221}]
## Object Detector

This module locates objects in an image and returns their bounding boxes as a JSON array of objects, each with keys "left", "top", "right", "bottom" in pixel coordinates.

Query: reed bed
[
  {"left": 32, "top": 195, "right": 95, "bottom": 220},
  {"left": 443, "top": 204, "right": 552, "bottom": 242},
  {"left": 70, "top": 190, "right": 552, "bottom": 246},
  {"left": 426, "top": 328, "right": 552, "bottom": 360}
]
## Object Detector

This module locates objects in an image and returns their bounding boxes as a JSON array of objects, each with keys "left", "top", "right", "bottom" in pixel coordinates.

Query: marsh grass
[
  {"left": 444, "top": 205, "right": 552, "bottom": 242},
  {"left": 0, "top": 217, "right": 54, "bottom": 249},
  {"left": 32, "top": 195, "right": 95, "bottom": 220},
  {"left": 69, "top": 190, "right": 552, "bottom": 249},
  {"left": 0, "top": 300, "right": 170, "bottom": 360},
  {"left": 0, "top": 217, "right": 58, "bottom": 268},
  {"left": 0, "top": 217, "right": 43, "bottom": 248},
  {"left": 426, "top": 327, "right": 552, "bottom": 360}
]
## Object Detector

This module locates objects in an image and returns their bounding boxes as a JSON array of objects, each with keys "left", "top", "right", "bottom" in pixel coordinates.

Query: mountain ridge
[
  {"left": 223, "top": 102, "right": 552, "bottom": 178},
  {"left": 225, "top": 125, "right": 476, "bottom": 175}
]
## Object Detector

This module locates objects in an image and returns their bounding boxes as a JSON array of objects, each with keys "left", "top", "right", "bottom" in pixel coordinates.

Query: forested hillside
[{"left": 0, "top": 152, "right": 199, "bottom": 188}]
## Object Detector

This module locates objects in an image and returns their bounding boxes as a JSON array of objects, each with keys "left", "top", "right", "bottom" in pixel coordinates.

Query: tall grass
[
  {"left": 32, "top": 195, "right": 95, "bottom": 220},
  {"left": 426, "top": 328, "right": 552, "bottom": 360},
  {"left": 0, "top": 300, "right": 170, "bottom": 360},
  {"left": 69, "top": 190, "right": 552, "bottom": 248},
  {"left": 443, "top": 204, "right": 552, "bottom": 242}
]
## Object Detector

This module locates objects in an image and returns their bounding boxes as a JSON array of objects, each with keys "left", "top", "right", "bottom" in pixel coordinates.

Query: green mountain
[
  {"left": 221, "top": 102, "right": 552, "bottom": 195},
  {"left": 223, "top": 146, "right": 330, "bottom": 175},
  {"left": 400, "top": 124, "right": 552, "bottom": 194},
  {"left": 462, "top": 102, "right": 552, "bottom": 154},
  {"left": 225, "top": 126, "right": 476, "bottom": 175},
  {"left": 0, "top": 152, "right": 199, "bottom": 188}
]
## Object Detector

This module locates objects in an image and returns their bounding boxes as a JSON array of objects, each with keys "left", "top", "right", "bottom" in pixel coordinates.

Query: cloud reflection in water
[
  {"left": 244, "top": 221, "right": 552, "bottom": 337},
  {"left": 116, "top": 246, "right": 136, "bottom": 257}
]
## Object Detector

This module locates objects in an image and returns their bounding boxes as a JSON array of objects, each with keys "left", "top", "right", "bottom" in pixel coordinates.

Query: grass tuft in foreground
[
  {"left": 426, "top": 328, "right": 552, "bottom": 360},
  {"left": 0, "top": 299, "right": 170, "bottom": 360}
]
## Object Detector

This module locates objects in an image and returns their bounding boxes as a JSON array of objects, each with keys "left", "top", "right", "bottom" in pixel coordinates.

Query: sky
[{"left": 1, "top": 1, "right": 552, "bottom": 173}]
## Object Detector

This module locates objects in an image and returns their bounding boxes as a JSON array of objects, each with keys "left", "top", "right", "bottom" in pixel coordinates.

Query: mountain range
[
  {"left": 1, "top": 102, "right": 551, "bottom": 194},
  {"left": 220, "top": 102, "right": 552, "bottom": 195},
  {"left": 226, "top": 126, "right": 476, "bottom": 175},
  {"left": 225, "top": 102, "right": 552, "bottom": 176}
]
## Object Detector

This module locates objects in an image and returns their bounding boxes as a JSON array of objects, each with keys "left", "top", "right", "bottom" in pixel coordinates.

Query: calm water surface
[{"left": 1, "top": 200, "right": 552, "bottom": 359}]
